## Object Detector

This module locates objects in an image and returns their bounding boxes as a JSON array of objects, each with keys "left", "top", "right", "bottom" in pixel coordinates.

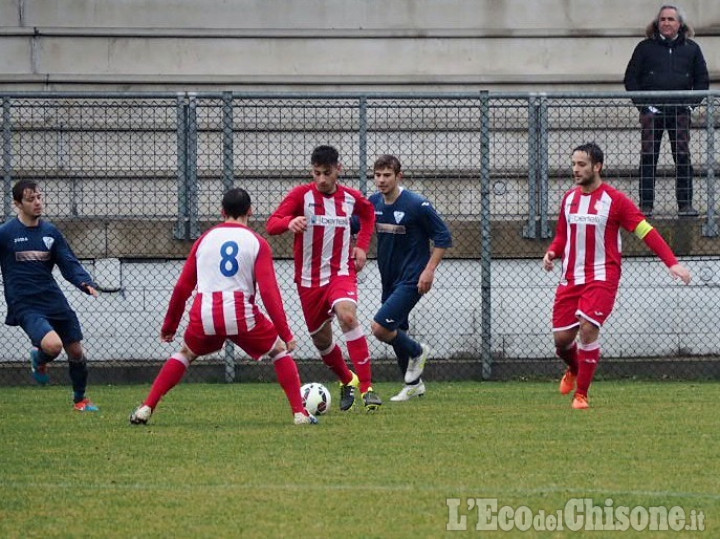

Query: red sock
[
  {"left": 320, "top": 344, "right": 353, "bottom": 385},
  {"left": 556, "top": 342, "right": 578, "bottom": 375},
  {"left": 273, "top": 354, "right": 305, "bottom": 414},
  {"left": 145, "top": 354, "right": 189, "bottom": 409},
  {"left": 576, "top": 341, "right": 601, "bottom": 397},
  {"left": 344, "top": 327, "right": 372, "bottom": 393}
]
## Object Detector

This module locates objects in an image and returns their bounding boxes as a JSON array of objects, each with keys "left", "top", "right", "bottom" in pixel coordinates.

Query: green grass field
[{"left": 1, "top": 380, "right": 718, "bottom": 538}]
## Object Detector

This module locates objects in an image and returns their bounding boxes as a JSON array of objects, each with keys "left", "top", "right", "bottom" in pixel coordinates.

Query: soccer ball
[{"left": 300, "top": 383, "right": 331, "bottom": 415}]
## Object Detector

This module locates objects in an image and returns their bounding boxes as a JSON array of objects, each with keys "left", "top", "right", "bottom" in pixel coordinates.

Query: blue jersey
[
  {"left": 0, "top": 217, "right": 95, "bottom": 325},
  {"left": 369, "top": 188, "right": 452, "bottom": 294}
]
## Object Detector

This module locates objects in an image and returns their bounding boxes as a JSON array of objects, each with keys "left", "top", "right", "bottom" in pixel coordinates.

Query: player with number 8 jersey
[
  {"left": 129, "top": 188, "right": 316, "bottom": 426},
  {"left": 164, "top": 221, "right": 291, "bottom": 342}
]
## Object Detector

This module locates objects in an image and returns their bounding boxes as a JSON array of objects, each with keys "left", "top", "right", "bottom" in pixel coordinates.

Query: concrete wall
[{"left": 1, "top": 0, "right": 718, "bottom": 91}]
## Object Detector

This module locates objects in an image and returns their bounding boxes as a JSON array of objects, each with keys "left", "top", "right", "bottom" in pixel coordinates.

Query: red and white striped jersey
[
  {"left": 548, "top": 183, "right": 645, "bottom": 286},
  {"left": 162, "top": 222, "right": 293, "bottom": 342},
  {"left": 266, "top": 182, "right": 375, "bottom": 288}
]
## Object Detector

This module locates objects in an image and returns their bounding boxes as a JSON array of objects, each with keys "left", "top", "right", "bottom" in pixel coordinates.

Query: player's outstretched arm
[
  {"left": 81, "top": 283, "right": 99, "bottom": 297},
  {"left": 255, "top": 241, "right": 295, "bottom": 343},
  {"left": 634, "top": 221, "right": 690, "bottom": 284},
  {"left": 669, "top": 264, "right": 692, "bottom": 285}
]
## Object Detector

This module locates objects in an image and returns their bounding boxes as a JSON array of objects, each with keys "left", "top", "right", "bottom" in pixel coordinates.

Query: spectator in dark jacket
[{"left": 624, "top": 4, "right": 709, "bottom": 217}]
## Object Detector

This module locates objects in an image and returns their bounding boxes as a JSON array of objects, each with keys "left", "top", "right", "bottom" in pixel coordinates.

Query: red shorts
[
  {"left": 298, "top": 275, "right": 359, "bottom": 335},
  {"left": 183, "top": 311, "right": 279, "bottom": 359},
  {"left": 552, "top": 280, "right": 619, "bottom": 331}
]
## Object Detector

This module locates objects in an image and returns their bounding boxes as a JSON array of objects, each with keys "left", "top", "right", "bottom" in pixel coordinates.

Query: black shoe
[
  {"left": 339, "top": 373, "right": 359, "bottom": 411},
  {"left": 362, "top": 389, "right": 383, "bottom": 412},
  {"left": 678, "top": 205, "right": 699, "bottom": 217}
]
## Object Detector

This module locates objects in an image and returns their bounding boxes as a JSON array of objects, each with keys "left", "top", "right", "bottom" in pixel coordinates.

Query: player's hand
[
  {"left": 542, "top": 251, "right": 556, "bottom": 272},
  {"left": 285, "top": 339, "right": 297, "bottom": 353},
  {"left": 352, "top": 247, "right": 367, "bottom": 272},
  {"left": 417, "top": 267, "right": 435, "bottom": 295},
  {"left": 288, "top": 216, "right": 307, "bottom": 233},
  {"left": 160, "top": 331, "right": 175, "bottom": 343},
  {"left": 81, "top": 283, "right": 99, "bottom": 297},
  {"left": 669, "top": 263, "right": 691, "bottom": 285}
]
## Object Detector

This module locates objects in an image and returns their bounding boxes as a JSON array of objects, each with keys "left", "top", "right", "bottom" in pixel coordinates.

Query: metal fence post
[
  {"left": 524, "top": 94, "right": 540, "bottom": 238},
  {"left": 221, "top": 92, "right": 234, "bottom": 193},
  {"left": 358, "top": 96, "right": 368, "bottom": 193},
  {"left": 480, "top": 91, "right": 493, "bottom": 380},
  {"left": 186, "top": 93, "right": 200, "bottom": 239},
  {"left": 537, "top": 96, "right": 552, "bottom": 238},
  {"left": 702, "top": 97, "right": 717, "bottom": 237},
  {"left": 173, "top": 92, "right": 200, "bottom": 240},
  {"left": 222, "top": 92, "right": 236, "bottom": 382},
  {"left": 2, "top": 98, "right": 12, "bottom": 219},
  {"left": 174, "top": 93, "right": 189, "bottom": 239}
]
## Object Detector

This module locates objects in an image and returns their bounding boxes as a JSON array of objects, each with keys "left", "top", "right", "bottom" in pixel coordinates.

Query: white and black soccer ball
[{"left": 300, "top": 383, "right": 331, "bottom": 415}]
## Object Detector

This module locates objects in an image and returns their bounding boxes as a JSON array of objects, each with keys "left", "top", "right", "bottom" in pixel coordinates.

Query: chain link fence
[{"left": 1, "top": 91, "right": 719, "bottom": 385}]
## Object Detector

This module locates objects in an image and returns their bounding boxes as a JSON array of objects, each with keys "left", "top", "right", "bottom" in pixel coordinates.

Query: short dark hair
[
  {"left": 12, "top": 180, "right": 39, "bottom": 203},
  {"left": 222, "top": 188, "right": 252, "bottom": 218},
  {"left": 572, "top": 142, "right": 604, "bottom": 167},
  {"left": 373, "top": 154, "right": 402, "bottom": 174},
  {"left": 311, "top": 145, "right": 339, "bottom": 167}
]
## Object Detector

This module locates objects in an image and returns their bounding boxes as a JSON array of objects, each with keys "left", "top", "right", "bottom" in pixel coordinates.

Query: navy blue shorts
[
  {"left": 17, "top": 310, "right": 84, "bottom": 348},
  {"left": 373, "top": 284, "right": 422, "bottom": 332}
]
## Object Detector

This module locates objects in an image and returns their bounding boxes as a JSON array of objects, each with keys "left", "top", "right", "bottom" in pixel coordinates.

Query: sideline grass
[{"left": 1, "top": 381, "right": 718, "bottom": 538}]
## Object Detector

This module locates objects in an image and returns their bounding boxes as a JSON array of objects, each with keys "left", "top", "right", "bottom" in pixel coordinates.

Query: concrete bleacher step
[{"left": 0, "top": 0, "right": 718, "bottom": 91}]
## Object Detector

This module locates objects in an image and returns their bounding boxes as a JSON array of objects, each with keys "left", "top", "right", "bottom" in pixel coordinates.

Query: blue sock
[
  {"left": 390, "top": 331, "right": 422, "bottom": 376},
  {"left": 36, "top": 348, "right": 54, "bottom": 365},
  {"left": 69, "top": 359, "right": 88, "bottom": 403},
  {"left": 391, "top": 340, "right": 410, "bottom": 375}
]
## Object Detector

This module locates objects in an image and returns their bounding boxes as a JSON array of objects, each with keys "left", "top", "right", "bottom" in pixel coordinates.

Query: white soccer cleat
[
  {"left": 390, "top": 380, "right": 426, "bottom": 402},
  {"left": 129, "top": 404, "right": 152, "bottom": 425},
  {"left": 405, "top": 343, "right": 430, "bottom": 383},
  {"left": 293, "top": 412, "right": 319, "bottom": 425}
]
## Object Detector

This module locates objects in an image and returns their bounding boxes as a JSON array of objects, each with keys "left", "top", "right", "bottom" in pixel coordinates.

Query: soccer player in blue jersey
[
  {"left": 369, "top": 155, "right": 452, "bottom": 401},
  {"left": 0, "top": 180, "right": 99, "bottom": 411}
]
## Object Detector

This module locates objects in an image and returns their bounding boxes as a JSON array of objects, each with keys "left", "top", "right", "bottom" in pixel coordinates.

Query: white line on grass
[{"left": 3, "top": 481, "right": 720, "bottom": 502}]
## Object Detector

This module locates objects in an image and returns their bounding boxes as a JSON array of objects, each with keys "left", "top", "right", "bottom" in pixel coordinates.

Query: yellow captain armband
[{"left": 634, "top": 219, "right": 653, "bottom": 240}]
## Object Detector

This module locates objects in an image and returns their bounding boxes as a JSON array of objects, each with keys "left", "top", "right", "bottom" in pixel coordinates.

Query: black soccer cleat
[
  {"left": 362, "top": 389, "right": 383, "bottom": 412},
  {"left": 339, "top": 372, "right": 359, "bottom": 411}
]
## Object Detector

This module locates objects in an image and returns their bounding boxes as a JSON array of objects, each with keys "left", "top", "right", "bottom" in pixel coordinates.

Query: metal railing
[{"left": 1, "top": 90, "right": 718, "bottom": 385}]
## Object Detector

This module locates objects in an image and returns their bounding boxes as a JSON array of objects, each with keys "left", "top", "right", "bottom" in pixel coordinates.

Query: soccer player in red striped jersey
[
  {"left": 542, "top": 142, "right": 691, "bottom": 409},
  {"left": 129, "top": 188, "right": 316, "bottom": 425},
  {"left": 266, "top": 145, "right": 382, "bottom": 411}
]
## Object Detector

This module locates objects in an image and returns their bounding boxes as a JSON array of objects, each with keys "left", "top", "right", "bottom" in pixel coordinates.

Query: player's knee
[
  {"left": 268, "top": 339, "right": 287, "bottom": 358},
  {"left": 68, "top": 353, "right": 86, "bottom": 364},
  {"left": 335, "top": 311, "right": 358, "bottom": 330},
  {"left": 42, "top": 342, "right": 64, "bottom": 358},
  {"left": 178, "top": 345, "right": 199, "bottom": 363},
  {"left": 371, "top": 322, "right": 392, "bottom": 342},
  {"left": 311, "top": 334, "right": 332, "bottom": 352},
  {"left": 578, "top": 322, "right": 600, "bottom": 344}
]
